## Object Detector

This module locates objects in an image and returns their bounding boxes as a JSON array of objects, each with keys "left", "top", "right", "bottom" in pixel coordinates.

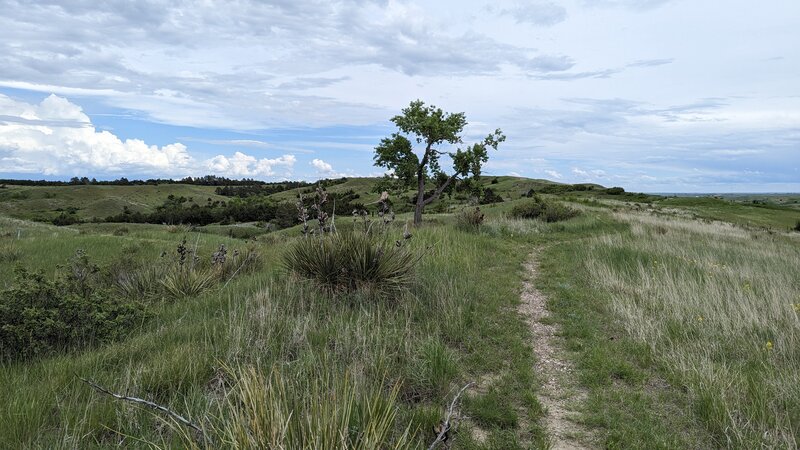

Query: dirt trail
[{"left": 520, "top": 253, "right": 596, "bottom": 449}]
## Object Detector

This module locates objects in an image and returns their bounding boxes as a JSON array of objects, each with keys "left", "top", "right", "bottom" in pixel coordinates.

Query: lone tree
[{"left": 374, "top": 100, "right": 505, "bottom": 225}]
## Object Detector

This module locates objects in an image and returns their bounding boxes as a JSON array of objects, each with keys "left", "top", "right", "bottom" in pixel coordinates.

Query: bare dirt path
[{"left": 520, "top": 252, "right": 596, "bottom": 449}]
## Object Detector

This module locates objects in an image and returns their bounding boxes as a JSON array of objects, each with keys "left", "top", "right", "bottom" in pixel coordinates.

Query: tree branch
[
  {"left": 423, "top": 174, "right": 456, "bottom": 206},
  {"left": 429, "top": 382, "right": 475, "bottom": 450},
  {"left": 78, "top": 376, "right": 204, "bottom": 436}
]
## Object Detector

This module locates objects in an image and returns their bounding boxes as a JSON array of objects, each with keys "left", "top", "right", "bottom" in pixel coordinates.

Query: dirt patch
[{"left": 520, "top": 253, "right": 596, "bottom": 449}]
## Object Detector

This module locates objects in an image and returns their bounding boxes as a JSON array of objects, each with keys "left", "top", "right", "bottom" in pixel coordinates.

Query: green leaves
[
  {"left": 374, "top": 99, "right": 505, "bottom": 223},
  {"left": 390, "top": 99, "right": 466, "bottom": 146},
  {"left": 373, "top": 133, "right": 418, "bottom": 186}
]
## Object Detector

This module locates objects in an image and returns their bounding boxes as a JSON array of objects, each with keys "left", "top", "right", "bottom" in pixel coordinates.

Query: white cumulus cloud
[
  {"left": 311, "top": 158, "right": 334, "bottom": 174},
  {"left": 0, "top": 94, "right": 296, "bottom": 179}
]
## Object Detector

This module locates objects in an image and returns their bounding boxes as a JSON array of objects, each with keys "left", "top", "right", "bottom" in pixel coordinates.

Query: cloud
[
  {"left": 0, "top": 0, "right": 585, "bottom": 129},
  {"left": 206, "top": 153, "right": 296, "bottom": 177},
  {"left": 581, "top": 0, "right": 674, "bottom": 11},
  {"left": 545, "top": 169, "right": 563, "bottom": 179},
  {"left": 0, "top": 94, "right": 295, "bottom": 178},
  {"left": 524, "top": 55, "right": 575, "bottom": 72},
  {"left": 572, "top": 167, "right": 589, "bottom": 177},
  {"left": 497, "top": 2, "right": 568, "bottom": 26},
  {"left": 627, "top": 58, "right": 675, "bottom": 67},
  {"left": 311, "top": 158, "right": 334, "bottom": 174}
]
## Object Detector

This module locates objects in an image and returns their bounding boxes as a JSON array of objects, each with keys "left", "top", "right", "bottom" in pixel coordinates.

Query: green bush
[
  {"left": 284, "top": 232, "right": 418, "bottom": 295},
  {"left": 455, "top": 207, "right": 485, "bottom": 231},
  {"left": 510, "top": 196, "right": 580, "bottom": 222},
  {"left": 480, "top": 187, "right": 504, "bottom": 204},
  {"left": 0, "top": 265, "right": 146, "bottom": 361}
]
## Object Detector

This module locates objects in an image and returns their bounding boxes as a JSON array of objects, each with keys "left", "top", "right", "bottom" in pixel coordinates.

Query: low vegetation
[
  {"left": 284, "top": 231, "right": 418, "bottom": 295},
  {"left": 510, "top": 195, "right": 580, "bottom": 222},
  {"left": 0, "top": 175, "right": 798, "bottom": 448}
]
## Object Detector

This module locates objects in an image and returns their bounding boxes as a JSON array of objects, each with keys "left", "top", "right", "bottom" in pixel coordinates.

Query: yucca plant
[
  {"left": 284, "top": 232, "right": 418, "bottom": 295},
  {"left": 160, "top": 266, "right": 218, "bottom": 299}
]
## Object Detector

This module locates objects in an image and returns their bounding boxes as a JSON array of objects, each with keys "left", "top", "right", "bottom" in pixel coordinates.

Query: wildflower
[
  {"left": 697, "top": 315, "right": 704, "bottom": 322},
  {"left": 793, "top": 303, "right": 800, "bottom": 313},
  {"left": 765, "top": 341, "right": 773, "bottom": 351}
]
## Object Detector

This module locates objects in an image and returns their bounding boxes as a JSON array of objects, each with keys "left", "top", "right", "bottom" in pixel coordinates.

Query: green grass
[
  {"left": 535, "top": 207, "right": 800, "bottom": 448},
  {"left": 656, "top": 196, "right": 800, "bottom": 229},
  {"left": 0, "top": 184, "right": 225, "bottom": 221},
  {"left": 0, "top": 214, "right": 547, "bottom": 448},
  {"left": 1, "top": 179, "right": 799, "bottom": 448}
]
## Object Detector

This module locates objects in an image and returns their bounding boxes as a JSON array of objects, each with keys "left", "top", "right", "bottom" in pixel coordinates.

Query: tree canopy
[{"left": 374, "top": 100, "right": 505, "bottom": 224}]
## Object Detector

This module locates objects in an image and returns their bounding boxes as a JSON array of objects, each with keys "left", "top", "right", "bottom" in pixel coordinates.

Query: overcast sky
[{"left": 0, "top": 0, "right": 797, "bottom": 192}]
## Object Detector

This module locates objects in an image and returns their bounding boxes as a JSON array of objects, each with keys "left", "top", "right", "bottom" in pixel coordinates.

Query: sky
[{"left": 0, "top": 0, "right": 798, "bottom": 192}]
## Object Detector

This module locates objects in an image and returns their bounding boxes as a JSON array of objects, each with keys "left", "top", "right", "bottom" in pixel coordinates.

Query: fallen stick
[
  {"left": 78, "top": 376, "right": 203, "bottom": 436},
  {"left": 429, "top": 381, "right": 475, "bottom": 450}
]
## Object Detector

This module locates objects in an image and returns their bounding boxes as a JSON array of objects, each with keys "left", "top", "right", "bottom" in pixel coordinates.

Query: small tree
[{"left": 374, "top": 100, "right": 505, "bottom": 225}]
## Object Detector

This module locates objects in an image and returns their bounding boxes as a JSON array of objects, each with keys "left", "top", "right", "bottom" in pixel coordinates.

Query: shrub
[
  {"left": 793, "top": 220, "right": 800, "bottom": 232},
  {"left": 606, "top": 186, "right": 625, "bottom": 195},
  {"left": 52, "top": 212, "right": 81, "bottom": 226},
  {"left": 160, "top": 266, "right": 218, "bottom": 299},
  {"left": 0, "top": 263, "right": 146, "bottom": 361},
  {"left": 480, "top": 188, "right": 504, "bottom": 204},
  {"left": 284, "top": 232, "right": 418, "bottom": 295},
  {"left": 455, "top": 207, "right": 485, "bottom": 231},
  {"left": 510, "top": 196, "right": 580, "bottom": 222}
]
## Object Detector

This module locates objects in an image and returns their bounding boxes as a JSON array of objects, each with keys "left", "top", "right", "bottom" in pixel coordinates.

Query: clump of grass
[
  {"left": 185, "top": 364, "right": 414, "bottom": 449},
  {"left": 793, "top": 220, "right": 800, "bottom": 232},
  {"left": 0, "top": 238, "right": 21, "bottom": 262},
  {"left": 510, "top": 195, "right": 579, "bottom": 222},
  {"left": 454, "top": 207, "right": 484, "bottom": 231},
  {"left": 167, "top": 224, "right": 194, "bottom": 233},
  {"left": 113, "top": 263, "right": 165, "bottom": 299},
  {"left": 284, "top": 231, "right": 418, "bottom": 295}
]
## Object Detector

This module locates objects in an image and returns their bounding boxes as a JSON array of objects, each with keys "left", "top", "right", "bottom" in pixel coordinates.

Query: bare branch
[
  {"left": 78, "top": 376, "right": 204, "bottom": 436},
  {"left": 429, "top": 381, "right": 475, "bottom": 450}
]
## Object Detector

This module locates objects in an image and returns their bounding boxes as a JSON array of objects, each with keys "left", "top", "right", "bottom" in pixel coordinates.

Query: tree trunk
[{"left": 414, "top": 169, "right": 425, "bottom": 225}]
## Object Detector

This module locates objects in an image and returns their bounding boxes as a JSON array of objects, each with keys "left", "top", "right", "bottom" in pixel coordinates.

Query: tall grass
[
  {"left": 582, "top": 211, "right": 800, "bottom": 447},
  {"left": 0, "top": 222, "right": 542, "bottom": 447},
  {"left": 184, "top": 363, "right": 413, "bottom": 449}
]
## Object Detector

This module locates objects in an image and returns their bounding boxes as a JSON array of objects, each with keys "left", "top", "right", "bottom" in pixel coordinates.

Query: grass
[
  {"left": 1, "top": 179, "right": 799, "bottom": 448},
  {"left": 535, "top": 207, "right": 800, "bottom": 448},
  {"left": 0, "top": 183, "right": 225, "bottom": 221},
  {"left": 656, "top": 196, "right": 800, "bottom": 229},
  {"left": 0, "top": 214, "right": 546, "bottom": 448}
]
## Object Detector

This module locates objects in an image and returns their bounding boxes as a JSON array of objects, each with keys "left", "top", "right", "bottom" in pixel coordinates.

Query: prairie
[{"left": 0, "top": 179, "right": 798, "bottom": 448}]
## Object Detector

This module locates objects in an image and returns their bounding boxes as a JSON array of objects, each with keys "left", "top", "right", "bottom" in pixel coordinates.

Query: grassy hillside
[
  {"left": 0, "top": 179, "right": 799, "bottom": 448},
  {"left": 655, "top": 196, "right": 800, "bottom": 229},
  {"left": 0, "top": 184, "right": 225, "bottom": 222}
]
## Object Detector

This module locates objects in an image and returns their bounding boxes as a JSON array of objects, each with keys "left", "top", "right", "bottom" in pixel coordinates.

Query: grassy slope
[
  {"left": 0, "top": 184, "right": 225, "bottom": 221},
  {"left": 656, "top": 196, "right": 800, "bottom": 229},
  {"left": 0, "top": 213, "right": 551, "bottom": 448},
  {"left": 1, "top": 182, "right": 799, "bottom": 448}
]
